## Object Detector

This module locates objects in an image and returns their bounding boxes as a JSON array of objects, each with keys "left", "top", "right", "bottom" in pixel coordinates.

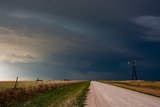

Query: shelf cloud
[
  {"left": 133, "top": 16, "right": 160, "bottom": 41},
  {"left": 0, "top": 0, "right": 160, "bottom": 80}
]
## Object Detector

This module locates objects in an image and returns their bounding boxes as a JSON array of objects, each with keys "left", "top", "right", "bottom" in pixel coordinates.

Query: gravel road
[{"left": 85, "top": 81, "right": 160, "bottom": 107}]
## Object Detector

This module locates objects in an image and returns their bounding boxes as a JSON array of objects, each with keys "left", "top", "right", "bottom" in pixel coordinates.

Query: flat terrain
[
  {"left": 0, "top": 80, "right": 69, "bottom": 91},
  {"left": 101, "top": 80, "right": 160, "bottom": 97},
  {"left": 13, "top": 81, "right": 90, "bottom": 107},
  {"left": 86, "top": 81, "right": 160, "bottom": 107},
  {"left": 0, "top": 81, "right": 90, "bottom": 106}
]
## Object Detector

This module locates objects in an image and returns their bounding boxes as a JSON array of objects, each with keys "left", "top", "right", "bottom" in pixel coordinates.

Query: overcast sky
[{"left": 0, "top": 0, "right": 160, "bottom": 80}]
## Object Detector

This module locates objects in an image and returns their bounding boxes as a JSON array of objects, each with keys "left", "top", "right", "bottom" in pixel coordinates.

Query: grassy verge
[
  {"left": 5, "top": 81, "right": 90, "bottom": 107},
  {"left": 74, "top": 81, "right": 90, "bottom": 107},
  {"left": 0, "top": 81, "right": 79, "bottom": 105},
  {"left": 100, "top": 80, "right": 160, "bottom": 98}
]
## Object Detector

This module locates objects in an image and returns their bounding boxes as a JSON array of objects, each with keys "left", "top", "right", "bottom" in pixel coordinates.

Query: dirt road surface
[{"left": 85, "top": 81, "right": 160, "bottom": 107}]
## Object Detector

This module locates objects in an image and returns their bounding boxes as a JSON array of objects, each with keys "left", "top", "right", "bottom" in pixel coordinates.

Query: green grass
[
  {"left": 9, "top": 81, "right": 90, "bottom": 107},
  {"left": 74, "top": 81, "right": 90, "bottom": 107}
]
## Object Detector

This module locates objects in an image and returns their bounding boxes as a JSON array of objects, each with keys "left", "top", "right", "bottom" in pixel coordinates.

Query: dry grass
[
  {"left": 0, "top": 80, "right": 82, "bottom": 105},
  {"left": 0, "top": 80, "right": 73, "bottom": 91},
  {"left": 100, "top": 80, "right": 160, "bottom": 97}
]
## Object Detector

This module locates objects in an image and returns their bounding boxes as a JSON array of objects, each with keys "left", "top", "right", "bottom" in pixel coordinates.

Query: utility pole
[{"left": 128, "top": 60, "right": 138, "bottom": 80}]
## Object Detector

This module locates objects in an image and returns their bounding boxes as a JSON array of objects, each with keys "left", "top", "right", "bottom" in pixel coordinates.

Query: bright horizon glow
[{"left": 0, "top": 63, "right": 33, "bottom": 81}]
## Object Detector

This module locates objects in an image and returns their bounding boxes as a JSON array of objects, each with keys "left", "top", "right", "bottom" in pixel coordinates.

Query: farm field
[
  {"left": 100, "top": 80, "right": 160, "bottom": 97},
  {"left": 0, "top": 80, "right": 73, "bottom": 91},
  {"left": 0, "top": 80, "right": 90, "bottom": 107}
]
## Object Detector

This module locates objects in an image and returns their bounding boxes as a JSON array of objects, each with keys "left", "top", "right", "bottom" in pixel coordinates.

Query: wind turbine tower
[{"left": 128, "top": 60, "right": 138, "bottom": 80}]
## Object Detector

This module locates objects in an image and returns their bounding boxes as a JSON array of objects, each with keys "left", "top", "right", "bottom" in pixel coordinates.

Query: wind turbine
[{"left": 128, "top": 60, "right": 138, "bottom": 80}]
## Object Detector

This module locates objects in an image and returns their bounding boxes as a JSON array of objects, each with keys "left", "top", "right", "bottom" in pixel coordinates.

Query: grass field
[
  {"left": 0, "top": 80, "right": 71, "bottom": 91},
  {"left": 0, "top": 80, "right": 90, "bottom": 107},
  {"left": 100, "top": 80, "right": 160, "bottom": 97}
]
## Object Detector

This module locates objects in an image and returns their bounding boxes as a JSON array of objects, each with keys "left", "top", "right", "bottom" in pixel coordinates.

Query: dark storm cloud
[
  {"left": 0, "top": 0, "right": 160, "bottom": 80},
  {"left": 133, "top": 16, "right": 160, "bottom": 41}
]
